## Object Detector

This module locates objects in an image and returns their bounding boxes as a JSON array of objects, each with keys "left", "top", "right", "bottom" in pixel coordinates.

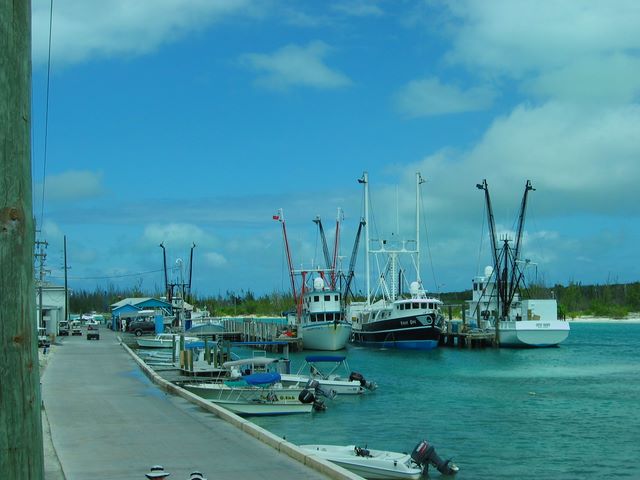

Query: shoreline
[{"left": 567, "top": 316, "right": 640, "bottom": 324}]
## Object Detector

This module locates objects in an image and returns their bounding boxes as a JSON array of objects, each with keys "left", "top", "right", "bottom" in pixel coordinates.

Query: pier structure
[
  {"left": 439, "top": 304, "right": 497, "bottom": 348},
  {"left": 219, "top": 316, "right": 304, "bottom": 352},
  {"left": 41, "top": 328, "right": 356, "bottom": 480}
]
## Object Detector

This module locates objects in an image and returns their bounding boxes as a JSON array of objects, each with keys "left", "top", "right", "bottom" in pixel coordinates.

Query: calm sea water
[{"left": 248, "top": 323, "right": 640, "bottom": 479}]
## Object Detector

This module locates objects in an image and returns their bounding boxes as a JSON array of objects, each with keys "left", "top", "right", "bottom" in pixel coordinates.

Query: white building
[{"left": 36, "top": 283, "right": 67, "bottom": 335}]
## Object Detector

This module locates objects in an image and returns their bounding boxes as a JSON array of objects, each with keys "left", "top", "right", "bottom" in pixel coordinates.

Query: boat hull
[
  {"left": 300, "top": 321, "right": 352, "bottom": 351},
  {"left": 182, "top": 383, "right": 304, "bottom": 401},
  {"left": 211, "top": 398, "right": 313, "bottom": 416},
  {"left": 300, "top": 445, "right": 422, "bottom": 480},
  {"left": 351, "top": 315, "right": 441, "bottom": 350},
  {"left": 280, "top": 374, "right": 364, "bottom": 395},
  {"left": 496, "top": 320, "right": 570, "bottom": 347}
]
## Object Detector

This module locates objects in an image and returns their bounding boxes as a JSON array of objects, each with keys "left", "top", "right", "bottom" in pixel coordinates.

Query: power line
[
  {"left": 39, "top": 0, "right": 55, "bottom": 229},
  {"left": 49, "top": 268, "right": 164, "bottom": 281}
]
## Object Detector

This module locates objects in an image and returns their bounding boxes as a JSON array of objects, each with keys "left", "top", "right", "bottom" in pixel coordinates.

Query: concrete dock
[{"left": 41, "top": 328, "right": 354, "bottom": 479}]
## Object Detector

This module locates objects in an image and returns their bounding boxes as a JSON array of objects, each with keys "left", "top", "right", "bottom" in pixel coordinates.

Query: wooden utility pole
[{"left": 0, "top": 1, "right": 45, "bottom": 478}]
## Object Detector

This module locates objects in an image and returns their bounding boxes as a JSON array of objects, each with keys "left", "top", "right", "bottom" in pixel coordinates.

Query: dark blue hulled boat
[{"left": 348, "top": 172, "right": 444, "bottom": 350}]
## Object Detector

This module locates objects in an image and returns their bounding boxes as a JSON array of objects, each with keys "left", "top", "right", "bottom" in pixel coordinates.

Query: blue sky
[{"left": 31, "top": 0, "right": 640, "bottom": 299}]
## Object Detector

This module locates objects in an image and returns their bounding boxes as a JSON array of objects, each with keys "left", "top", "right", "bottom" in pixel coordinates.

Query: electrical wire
[
  {"left": 49, "top": 268, "right": 164, "bottom": 281},
  {"left": 39, "top": 0, "right": 55, "bottom": 229}
]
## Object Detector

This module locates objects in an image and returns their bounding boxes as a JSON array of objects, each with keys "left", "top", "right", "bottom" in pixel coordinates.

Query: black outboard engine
[
  {"left": 298, "top": 389, "right": 315, "bottom": 404},
  {"left": 411, "top": 439, "right": 459, "bottom": 475},
  {"left": 298, "top": 388, "right": 327, "bottom": 411},
  {"left": 349, "top": 371, "right": 377, "bottom": 391}
]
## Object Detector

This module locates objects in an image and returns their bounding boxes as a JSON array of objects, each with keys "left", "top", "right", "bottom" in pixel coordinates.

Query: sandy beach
[{"left": 568, "top": 315, "right": 640, "bottom": 323}]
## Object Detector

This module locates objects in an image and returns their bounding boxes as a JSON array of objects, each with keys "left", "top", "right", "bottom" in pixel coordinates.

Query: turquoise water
[{"left": 250, "top": 323, "right": 640, "bottom": 479}]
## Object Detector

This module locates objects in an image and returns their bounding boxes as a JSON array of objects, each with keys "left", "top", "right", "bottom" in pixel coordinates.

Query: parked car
[
  {"left": 71, "top": 321, "right": 82, "bottom": 336},
  {"left": 127, "top": 319, "right": 156, "bottom": 337},
  {"left": 86, "top": 324, "right": 100, "bottom": 340},
  {"left": 58, "top": 320, "right": 70, "bottom": 336}
]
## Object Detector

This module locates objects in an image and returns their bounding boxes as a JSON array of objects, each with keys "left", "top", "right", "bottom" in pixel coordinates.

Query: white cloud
[
  {"left": 436, "top": 0, "right": 640, "bottom": 105},
  {"left": 523, "top": 54, "right": 640, "bottom": 105},
  {"left": 40, "top": 170, "right": 106, "bottom": 201},
  {"left": 143, "top": 223, "right": 210, "bottom": 246},
  {"left": 203, "top": 251, "right": 228, "bottom": 267},
  {"left": 240, "top": 41, "right": 352, "bottom": 91},
  {"left": 414, "top": 102, "right": 640, "bottom": 220},
  {"left": 394, "top": 76, "right": 496, "bottom": 117},
  {"left": 444, "top": 0, "right": 640, "bottom": 76},
  {"left": 32, "top": 0, "right": 256, "bottom": 67}
]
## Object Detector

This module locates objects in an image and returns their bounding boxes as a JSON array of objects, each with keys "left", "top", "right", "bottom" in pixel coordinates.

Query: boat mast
[
  {"left": 507, "top": 180, "right": 535, "bottom": 305},
  {"left": 476, "top": 179, "right": 502, "bottom": 344},
  {"left": 415, "top": 173, "right": 425, "bottom": 285},
  {"left": 331, "top": 208, "right": 342, "bottom": 290},
  {"left": 274, "top": 209, "right": 298, "bottom": 307},
  {"left": 343, "top": 217, "right": 365, "bottom": 301},
  {"left": 358, "top": 172, "right": 371, "bottom": 305}
]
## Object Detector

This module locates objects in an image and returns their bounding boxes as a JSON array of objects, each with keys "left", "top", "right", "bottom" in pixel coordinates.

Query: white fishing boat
[
  {"left": 470, "top": 180, "right": 570, "bottom": 347},
  {"left": 280, "top": 355, "right": 376, "bottom": 395},
  {"left": 467, "top": 267, "right": 570, "bottom": 347},
  {"left": 185, "top": 372, "right": 318, "bottom": 416},
  {"left": 136, "top": 333, "right": 199, "bottom": 349},
  {"left": 298, "top": 277, "right": 352, "bottom": 351},
  {"left": 349, "top": 173, "right": 444, "bottom": 350},
  {"left": 274, "top": 210, "right": 352, "bottom": 351},
  {"left": 300, "top": 439, "right": 458, "bottom": 479}
]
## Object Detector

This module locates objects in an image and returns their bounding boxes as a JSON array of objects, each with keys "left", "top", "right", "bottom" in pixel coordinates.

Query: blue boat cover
[
  {"left": 305, "top": 355, "right": 346, "bottom": 363},
  {"left": 243, "top": 372, "right": 281, "bottom": 386}
]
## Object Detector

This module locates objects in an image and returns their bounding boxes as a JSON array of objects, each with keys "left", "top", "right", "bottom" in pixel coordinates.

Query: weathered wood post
[{"left": 0, "top": 1, "right": 45, "bottom": 477}]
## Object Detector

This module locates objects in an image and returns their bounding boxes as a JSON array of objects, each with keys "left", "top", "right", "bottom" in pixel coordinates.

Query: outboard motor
[
  {"left": 349, "top": 371, "right": 377, "bottom": 391},
  {"left": 306, "top": 379, "right": 336, "bottom": 399},
  {"left": 411, "top": 439, "right": 459, "bottom": 475},
  {"left": 298, "top": 389, "right": 315, "bottom": 404}
]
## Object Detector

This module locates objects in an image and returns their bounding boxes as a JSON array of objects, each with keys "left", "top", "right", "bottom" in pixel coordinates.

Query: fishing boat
[
  {"left": 274, "top": 210, "right": 352, "bottom": 351},
  {"left": 348, "top": 172, "right": 444, "bottom": 350},
  {"left": 280, "top": 355, "right": 376, "bottom": 395},
  {"left": 298, "top": 276, "right": 352, "bottom": 351},
  {"left": 184, "top": 372, "right": 320, "bottom": 416},
  {"left": 300, "top": 439, "right": 458, "bottom": 479},
  {"left": 136, "top": 333, "right": 199, "bottom": 349},
  {"left": 469, "top": 180, "right": 570, "bottom": 347}
]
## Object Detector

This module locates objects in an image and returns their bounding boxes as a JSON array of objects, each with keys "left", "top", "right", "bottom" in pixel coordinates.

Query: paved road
[{"left": 41, "top": 328, "right": 332, "bottom": 480}]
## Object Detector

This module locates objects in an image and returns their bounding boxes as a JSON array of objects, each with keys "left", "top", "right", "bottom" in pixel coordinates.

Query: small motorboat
[
  {"left": 300, "top": 439, "right": 458, "bottom": 479},
  {"left": 187, "top": 372, "right": 326, "bottom": 416},
  {"left": 280, "top": 355, "right": 377, "bottom": 395}
]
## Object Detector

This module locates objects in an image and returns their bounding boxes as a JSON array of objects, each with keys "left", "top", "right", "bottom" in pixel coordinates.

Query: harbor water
[{"left": 248, "top": 322, "right": 640, "bottom": 479}]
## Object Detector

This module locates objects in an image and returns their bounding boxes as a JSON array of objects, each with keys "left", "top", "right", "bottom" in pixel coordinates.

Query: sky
[{"left": 30, "top": 0, "right": 640, "bottom": 300}]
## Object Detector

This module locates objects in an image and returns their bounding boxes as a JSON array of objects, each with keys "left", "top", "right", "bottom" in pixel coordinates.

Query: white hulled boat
[
  {"left": 470, "top": 179, "right": 570, "bottom": 347},
  {"left": 300, "top": 439, "right": 458, "bottom": 479},
  {"left": 279, "top": 355, "right": 376, "bottom": 395},
  {"left": 274, "top": 209, "right": 352, "bottom": 351},
  {"left": 184, "top": 372, "right": 316, "bottom": 416},
  {"left": 298, "top": 276, "right": 352, "bottom": 351}
]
